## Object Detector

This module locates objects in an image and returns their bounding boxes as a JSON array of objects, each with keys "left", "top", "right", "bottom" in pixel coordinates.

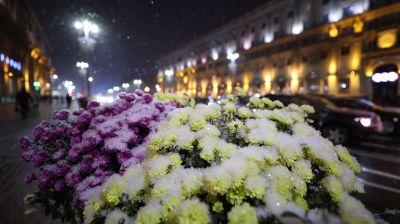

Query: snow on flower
[{"left": 21, "top": 91, "right": 375, "bottom": 224}]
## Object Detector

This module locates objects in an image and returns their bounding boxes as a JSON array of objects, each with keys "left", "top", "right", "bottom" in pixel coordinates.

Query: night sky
[{"left": 31, "top": 0, "right": 267, "bottom": 94}]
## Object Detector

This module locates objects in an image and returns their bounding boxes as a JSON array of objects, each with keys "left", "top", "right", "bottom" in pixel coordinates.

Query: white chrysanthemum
[
  {"left": 340, "top": 162, "right": 356, "bottom": 191},
  {"left": 300, "top": 105, "right": 315, "bottom": 114},
  {"left": 307, "top": 209, "right": 342, "bottom": 224},
  {"left": 292, "top": 174, "right": 307, "bottom": 198},
  {"left": 220, "top": 157, "right": 250, "bottom": 186},
  {"left": 246, "top": 118, "right": 277, "bottom": 132},
  {"left": 265, "top": 165, "right": 293, "bottom": 199},
  {"left": 249, "top": 97, "right": 264, "bottom": 109},
  {"left": 353, "top": 179, "right": 365, "bottom": 193},
  {"left": 226, "top": 119, "right": 243, "bottom": 133},
  {"left": 247, "top": 126, "right": 277, "bottom": 145},
  {"left": 338, "top": 194, "right": 375, "bottom": 224},
  {"left": 272, "top": 100, "right": 284, "bottom": 108},
  {"left": 144, "top": 154, "right": 181, "bottom": 178},
  {"left": 253, "top": 109, "right": 272, "bottom": 119},
  {"left": 135, "top": 200, "right": 164, "bottom": 224},
  {"left": 198, "top": 136, "right": 218, "bottom": 161},
  {"left": 188, "top": 113, "right": 207, "bottom": 132},
  {"left": 151, "top": 170, "right": 183, "bottom": 198},
  {"left": 124, "top": 165, "right": 146, "bottom": 198},
  {"left": 167, "top": 107, "right": 192, "bottom": 127},
  {"left": 300, "top": 135, "right": 342, "bottom": 177},
  {"left": 232, "top": 146, "right": 279, "bottom": 168},
  {"left": 267, "top": 109, "right": 294, "bottom": 125},
  {"left": 197, "top": 123, "right": 220, "bottom": 137},
  {"left": 105, "top": 209, "right": 132, "bottom": 224},
  {"left": 321, "top": 175, "right": 344, "bottom": 202},
  {"left": 195, "top": 103, "right": 221, "bottom": 121},
  {"left": 172, "top": 125, "right": 197, "bottom": 150},
  {"left": 287, "top": 103, "right": 303, "bottom": 113},
  {"left": 238, "top": 107, "right": 252, "bottom": 118},
  {"left": 292, "top": 122, "right": 319, "bottom": 136},
  {"left": 292, "top": 159, "right": 313, "bottom": 182},
  {"left": 223, "top": 102, "right": 236, "bottom": 113},
  {"left": 215, "top": 140, "right": 237, "bottom": 160},
  {"left": 261, "top": 97, "right": 274, "bottom": 109},
  {"left": 264, "top": 189, "right": 305, "bottom": 218},
  {"left": 181, "top": 168, "right": 204, "bottom": 197},
  {"left": 273, "top": 132, "right": 303, "bottom": 166},
  {"left": 244, "top": 175, "right": 267, "bottom": 199},
  {"left": 335, "top": 145, "right": 361, "bottom": 173},
  {"left": 204, "top": 166, "right": 233, "bottom": 195},
  {"left": 287, "top": 111, "right": 305, "bottom": 123}
]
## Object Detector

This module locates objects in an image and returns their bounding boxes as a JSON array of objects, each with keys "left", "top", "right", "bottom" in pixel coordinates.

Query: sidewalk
[{"left": 0, "top": 101, "right": 78, "bottom": 223}]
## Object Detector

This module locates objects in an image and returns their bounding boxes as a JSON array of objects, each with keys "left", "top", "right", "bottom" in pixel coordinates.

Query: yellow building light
[
  {"left": 327, "top": 74, "right": 337, "bottom": 95},
  {"left": 243, "top": 74, "right": 250, "bottom": 94},
  {"left": 212, "top": 80, "right": 218, "bottom": 97},
  {"left": 30, "top": 48, "right": 41, "bottom": 59},
  {"left": 290, "top": 69, "right": 299, "bottom": 93},
  {"left": 226, "top": 79, "right": 232, "bottom": 94},
  {"left": 328, "top": 60, "right": 337, "bottom": 75},
  {"left": 8, "top": 72, "right": 13, "bottom": 77},
  {"left": 350, "top": 42, "right": 361, "bottom": 70},
  {"left": 377, "top": 29, "right": 397, "bottom": 49},
  {"left": 183, "top": 76, "right": 188, "bottom": 84},
  {"left": 329, "top": 24, "right": 339, "bottom": 38},
  {"left": 365, "top": 67, "right": 373, "bottom": 77},
  {"left": 353, "top": 17, "right": 363, "bottom": 33}
]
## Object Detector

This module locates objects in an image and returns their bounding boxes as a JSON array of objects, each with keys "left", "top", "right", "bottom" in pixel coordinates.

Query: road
[
  {"left": 350, "top": 136, "right": 400, "bottom": 212},
  {"left": 0, "top": 101, "right": 398, "bottom": 223}
]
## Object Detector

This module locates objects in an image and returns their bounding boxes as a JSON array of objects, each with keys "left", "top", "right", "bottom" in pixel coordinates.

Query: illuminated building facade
[
  {"left": 0, "top": 0, "right": 54, "bottom": 102},
  {"left": 157, "top": 0, "right": 400, "bottom": 104}
]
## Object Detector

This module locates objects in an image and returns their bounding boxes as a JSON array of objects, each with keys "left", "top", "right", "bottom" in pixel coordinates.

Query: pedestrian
[
  {"left": 15, "top": 86, "right": 33, "bottom": 119},
  {"left": 66, "top": 93, "right": 72, "bottom": 108}
]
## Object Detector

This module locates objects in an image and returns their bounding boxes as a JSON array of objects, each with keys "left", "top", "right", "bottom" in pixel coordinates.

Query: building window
[
  {"left": 287, "top": 10, "right": 294, "bottom": 19},
  {"left": 232, "top": 34, "right": 236, "bottom": 40},
  {"left": 261, "top": 22, "right": 266, "bottom": 28},
  {"left": 323, "top": 0, "right": 330, "bottom": 5},
  {"left": 241, "top": 31, "right": 245, "bottom": 37},
  {"left": 338, "top": 78, "right": 350, "bottom": 93},
  {"left": 273, "top": 17, "right": 279, "bottom": 24},
  {"left": 341, "top": 46, "right": 350, "bottom": 55},
  {"left": 250, "top": 27, "right": 255, "bottom": 33},
  {"left": 287, "top": 58, "right": 292, "bottom": 65},
  {"left": 272, "top": 62, "right": 277, "bottom": 68},
  {"left": 320, "top": 51, "right": 328, "bottom": 60},
  {"left": 302, "top": 56, "right": 308, "bottom": 63}
]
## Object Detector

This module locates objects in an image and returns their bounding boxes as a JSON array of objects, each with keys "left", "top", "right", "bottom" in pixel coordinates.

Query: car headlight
[{"left": 354, "top": 117, "right": 372, "bottom": 127}]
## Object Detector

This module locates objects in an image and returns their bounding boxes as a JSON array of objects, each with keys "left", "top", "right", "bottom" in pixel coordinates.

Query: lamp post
[
  {"left": 76, "top": 61, "right": 91, "bottom": 97},
  {"left": 133, "top": 79, "right": 142, "bottom": 90},
  {"left": 74, "top": 20, "right": 99, "bottom": 40}
]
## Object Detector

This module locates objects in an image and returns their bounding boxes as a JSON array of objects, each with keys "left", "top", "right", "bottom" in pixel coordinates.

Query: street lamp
[
  {"left": 76, "top": 61, "right": 89, "bottom": 69},
  {"left": 76, "top": 61, "right": 91, "bottom": 97},
  {"left": 133, "top": 79, "right": 142, "bottom": 85},
  {"left": 52, "top": 74, "right": 58, "bottom": 80},
  {"left": 122, "top": 83, "right": 130, "bottom": 90},
  {"left": 74, "top": 20, "right": 99, "bottom": 40}
]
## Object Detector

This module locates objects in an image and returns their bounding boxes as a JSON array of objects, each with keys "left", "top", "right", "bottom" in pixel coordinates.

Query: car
[
  {"left": 264, "top": 94, "right": 384, "bottom": 145},
  {"left": 322, "top": 96, "right": 400, "bottom": 136}
]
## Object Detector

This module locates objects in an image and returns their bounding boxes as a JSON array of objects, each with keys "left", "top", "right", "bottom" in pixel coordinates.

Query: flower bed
[{"left": 21, "top": 89, "right": 375, "bottom": 224}]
